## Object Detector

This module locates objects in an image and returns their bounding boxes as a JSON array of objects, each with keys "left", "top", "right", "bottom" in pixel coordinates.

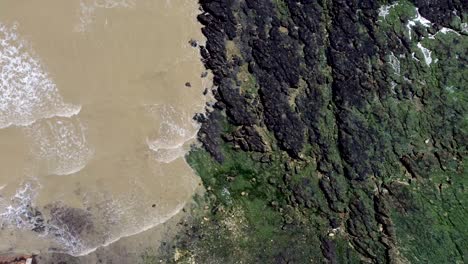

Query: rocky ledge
[{"left": 155, "top": 0, "right": 467, "bottom": 263}]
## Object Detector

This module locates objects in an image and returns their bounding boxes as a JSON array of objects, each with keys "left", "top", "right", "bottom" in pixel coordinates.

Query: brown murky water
[{"left": 0, "top": 0, "right": 207, "bottom": 256}]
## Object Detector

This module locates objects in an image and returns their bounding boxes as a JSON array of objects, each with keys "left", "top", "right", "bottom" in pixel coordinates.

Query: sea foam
[
  {"left": 0, "top": 181, "right": 42, "bottom": 231},
  {"left": 0, "top": 181, "right": 87, "bottom": 254},
  {"left": 0, "top": 23, "right": 81, "bottom": 129},
  {"left": 25, "top": 117, "right": 94, "bottom": 176},
  {"left": 146, "top": 104, "right": 199, "bottom": 163},
  {"left": 75, "top": 0, "right": 136, "bottom": 32}
]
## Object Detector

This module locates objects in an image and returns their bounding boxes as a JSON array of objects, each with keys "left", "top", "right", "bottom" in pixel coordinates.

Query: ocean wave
[
  {"left": 0, "top": 181, "right": 89, "bottom": 255},
  {"left": 76, "top": 202, "right": 186, "bottom": 256},
  {"left": 75, "top": 0, "right": 136, "bottom": 32},
  {"left": 145, "top": 104, "right": 200, "bottom": 163},
  {"left": 0, "top": 22, "right": 81, "bottom": 129},
  {"left": 0, "top": 181, "right": 43, "bottom": 232},
  {"left": 0, "top": 181, "right": 188, "bottom": 256},
  {"left": 25, "top": 117, "right": 94, "bottom": 176},
  {"left": 147, "top": 139, "right": 189, "bottom": 163}
]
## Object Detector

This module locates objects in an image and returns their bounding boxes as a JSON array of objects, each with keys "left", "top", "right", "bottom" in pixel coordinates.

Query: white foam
[
  {"left": 147, "top": 136, "right": 195, "bottom": 163},
  {"left": 378, "top": 3, "right": 399, "bottom": 20},
  {"left": 46, "top": 220, "right": 88, "bottom": 255},
  {"left": 25, "top": 118, "right": 94, "bottom": 176},
  {"left": 0, "top": 181, "right": 42, "bottom": 231},
  {"left": 0, "top": 148, "right": 193, "bottom": 256},
  {"left": 439, "top": 27, "right": 460, "bottom": 35},
  {"left": 0, "top": 180, "right": 89, "bottom": 254},
  {"left": 428, "top": 27, "right": 461, "bottom": 39},
  {"left": 45, "top": 192, "right": 191, "bottom": 256},
  {"left": 75, "top": 0, "right": 136, "bottom": 32},
  {"left": 0, "top": 23, "right": 81, "bottom": 129},
  {"left": 461, "top": 23, "right": 468, "bottom": 34},
  {"left": 75, "top": 202, "right": 186, "bottom": 256},
  {"left": 388, "top": 52, "right": 400, "bottom": 75},
  {"left": 406, "top": 8, "right": 432, "bottom": 40},
  {"left": 146, "top": 105, "right": 199, "bottom": 163},
  {"left": 417, "top": 42, "right": 433, "bottom": 66}
]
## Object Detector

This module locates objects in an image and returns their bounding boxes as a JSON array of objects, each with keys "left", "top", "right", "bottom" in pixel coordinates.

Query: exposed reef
[{"left": 156, "top": 0, "right": 467, "bottom": 263}]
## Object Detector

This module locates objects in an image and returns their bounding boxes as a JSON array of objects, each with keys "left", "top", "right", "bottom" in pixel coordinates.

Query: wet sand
[
  {"left": 35, "top": 193, "right": 204, "bottom": 263},
  {"left": 0, "top": 0, "right": 207, "bottom": 256}
]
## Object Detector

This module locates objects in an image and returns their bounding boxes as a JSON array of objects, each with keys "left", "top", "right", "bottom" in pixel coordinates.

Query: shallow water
[{"left": 0, "top": 0, "right": 206, "bottom": 255}]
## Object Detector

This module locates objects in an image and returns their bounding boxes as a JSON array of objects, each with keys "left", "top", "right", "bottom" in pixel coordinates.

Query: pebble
[{"left": 189, "top": 39, "right": 198, "bottom": 47}]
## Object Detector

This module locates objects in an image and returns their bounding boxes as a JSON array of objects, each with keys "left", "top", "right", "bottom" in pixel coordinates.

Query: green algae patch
[
  {"left": 273, "top": 0, "right": 290, "bottom": 21},
  {"left": 390, "top": 164, "right": 468, "bottom": 263},
  {"left": 168, "top": 141, "right": 333, "bottom": 263},
  {"left": 148, "top": 0, "right": 468, "bottom": 263}
]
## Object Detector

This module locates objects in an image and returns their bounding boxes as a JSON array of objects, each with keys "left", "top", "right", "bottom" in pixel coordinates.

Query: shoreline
[
  {"left": 2, "top": 0, "right": 466, "bottom": 262},
  {"left": 0, "top": 0, "right": 210, "bottom": 261},
  {"left": 144, "top": 0, "right": 468, "bottom": 263},
  {"left": 34, "top": 185, "right": 206, "bottom": 263}
]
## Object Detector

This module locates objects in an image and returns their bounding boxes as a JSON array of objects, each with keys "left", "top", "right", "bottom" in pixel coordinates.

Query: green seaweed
[{"left": 153, "top": 1, "right": 468, "bottom": 263}]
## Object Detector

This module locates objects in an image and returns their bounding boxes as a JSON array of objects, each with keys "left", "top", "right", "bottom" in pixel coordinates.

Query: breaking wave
[
  {"left": 146, "top": 104, "right": 199, "bottom": 163},
  {"left": 25, "top": 117, "right": 94, "bottom": 176},
  {"left": 0, "top": 181, "right": 189, "bottom": 256},
  {"left": 0, "top": 181, "right": 91, "bottom": 254},
  {"left": 0, "top": 23, "right": 81, "bottom": 129},
  {"left": 75, "top": 0, "right": 136, "bottom": 32},
  {"left": 0, "top": 181, "right": 43, "bottom": 232}
]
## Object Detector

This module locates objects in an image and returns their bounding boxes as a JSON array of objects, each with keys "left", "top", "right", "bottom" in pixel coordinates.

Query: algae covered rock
[{"left": 159, "top": 0, "right": 467, "bottom": 263}]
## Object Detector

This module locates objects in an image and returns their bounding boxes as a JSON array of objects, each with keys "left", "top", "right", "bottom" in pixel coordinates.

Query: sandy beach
[{"left": 0, "top": 0, "right": 207, "bottom": 259}]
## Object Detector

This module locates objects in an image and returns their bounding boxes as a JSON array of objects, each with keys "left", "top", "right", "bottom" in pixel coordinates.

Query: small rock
[
  {"left": 185, "top": 82, "right": 192, "bottom": 87},
  {"left": 279, "top": 26, "right": 289, "bottom": 34},
  {"left": 201, "top": 71, "right": 208, "bottom": 78},
  {"left": 189, "top": 39, "right": 198, "bottom": 47},
  {"left": 260, "top": 155, "right": 270, "bottom": 163}
]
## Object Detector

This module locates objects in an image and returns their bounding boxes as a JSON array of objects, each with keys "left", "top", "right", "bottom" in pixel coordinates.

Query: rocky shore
[
  {"left": 4, "top": 1, "right": 465, "bottom": 263},
  {"left": 156, "top": 0, "right": 467, "bottom": 263},
  {"left": 0, "top": 255, "right": 35, "bottom": 264}
]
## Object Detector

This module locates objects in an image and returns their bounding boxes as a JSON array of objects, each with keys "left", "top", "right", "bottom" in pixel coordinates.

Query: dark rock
[
  {"left": 193, "top": 0, "right": 466, "bottom": 262},
  {"left": 197, "top": 110, "right": 225, "bottom": 162},
  {"left": 189, "top": 39, "right": 198, "bottom": 47},
  {"left": 413, "top": 0, "right": 466, "bottom": 28},
  {"left": 321, "top": 238, "right": 337, "bottom": 264},
  {"left": 193, "top": 113, "right": 207, "bottom": 123},
  {"left": 230, "top": 126, "right": 267, "bottom": 152}
]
